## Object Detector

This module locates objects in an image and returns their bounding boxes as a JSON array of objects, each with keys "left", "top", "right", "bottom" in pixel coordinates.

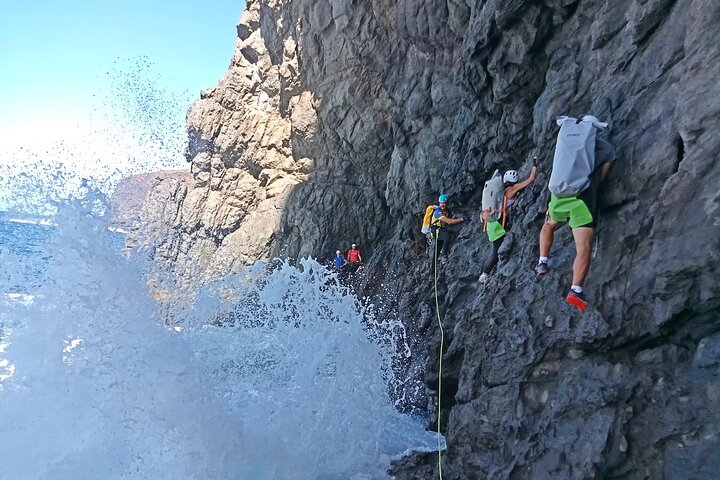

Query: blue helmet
[{"left": 438, "top": 194, "right": 449, "bottom": 202}]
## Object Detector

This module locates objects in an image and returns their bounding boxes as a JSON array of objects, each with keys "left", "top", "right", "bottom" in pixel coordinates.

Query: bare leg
[
  {"left": 539, "top": 219, "right": 558, "bottom": 258},
  {"left": 571, "top": 227, "right": 594, "bottom": 286},
  {"left": 482, "top": 237, "right": 504, "bottom": 275}
]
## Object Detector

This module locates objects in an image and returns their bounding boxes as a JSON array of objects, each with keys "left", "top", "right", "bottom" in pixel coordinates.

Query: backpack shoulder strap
[{"left": 501, "top": 195, "right": 508, "bottom": 229}]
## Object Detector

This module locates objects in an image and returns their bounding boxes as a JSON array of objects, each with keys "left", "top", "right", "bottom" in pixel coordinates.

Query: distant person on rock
[
  {"left": 346, "top": 243, "right": 362, "bottom": 274},
  {"left": 333, "top": 250, "right": 347, "bottom": 272},
  {"left": 479, "top": 160, "right": 537, "bottom": 284},
  {"left": 535, "top": 115, "right": 616, "bottom": 312},
  {"left": 421, "top": 194, "right": 464, "bottom": 263}
]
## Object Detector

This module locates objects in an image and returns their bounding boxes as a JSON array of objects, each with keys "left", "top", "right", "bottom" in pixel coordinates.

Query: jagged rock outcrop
[
  {"left": 132, "top": 0, "right": 720, "bottom": 477},
  {"left": 111, "top": 171, "right": 191, "bottom": 230}
]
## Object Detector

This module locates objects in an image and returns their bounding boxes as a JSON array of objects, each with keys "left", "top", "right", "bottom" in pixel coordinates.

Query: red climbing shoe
[{"left": 566, "top": 289, "right": 587, "bottom": 313}]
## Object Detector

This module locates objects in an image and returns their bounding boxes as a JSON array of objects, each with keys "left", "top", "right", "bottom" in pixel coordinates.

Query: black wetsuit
[{"left": 432, "top": 207, "right": 454, "bottom": 258}]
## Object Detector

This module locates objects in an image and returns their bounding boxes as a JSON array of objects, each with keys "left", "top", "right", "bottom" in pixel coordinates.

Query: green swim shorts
[
  {"left": 486, "top": 220, "right": 506, "bottom": 242},
  {"left": 548, "top": 193, "right": 594, "bottom": 229}
]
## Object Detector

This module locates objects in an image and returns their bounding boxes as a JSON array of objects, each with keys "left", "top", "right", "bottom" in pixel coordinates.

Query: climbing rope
[
  {"left": 615, "top": 117, "right": 664, "bottom": 152},
  {"left": 622, "top": 196, "right": 658, "bottom": 311},
  {"left": 432, "top": 234, "right": 444, "bottom": 479}
]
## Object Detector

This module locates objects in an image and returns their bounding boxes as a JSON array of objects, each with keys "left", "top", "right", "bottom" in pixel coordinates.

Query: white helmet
[{"left": 503, "top": 170, "right": 519, "bottom": 183}]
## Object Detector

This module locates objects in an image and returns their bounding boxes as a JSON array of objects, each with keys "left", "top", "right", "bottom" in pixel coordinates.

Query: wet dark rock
[{"left": 693, "top": 333, "right": 720, "bottom": 369}]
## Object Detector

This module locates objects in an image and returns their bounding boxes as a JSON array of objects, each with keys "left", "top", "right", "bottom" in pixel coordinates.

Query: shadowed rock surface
[{"left": 130, "top": 0, "right": 720, "bottom": 478}]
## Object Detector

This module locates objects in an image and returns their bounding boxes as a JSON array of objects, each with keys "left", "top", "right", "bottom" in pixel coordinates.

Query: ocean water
[{"left": 0, "top": 193, "right": 437, "bottom": 479}]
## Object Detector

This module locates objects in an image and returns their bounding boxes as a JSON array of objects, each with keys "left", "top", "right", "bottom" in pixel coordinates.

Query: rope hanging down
[{"left": 433, "top": 237, "right": 444, "bottom": 479}]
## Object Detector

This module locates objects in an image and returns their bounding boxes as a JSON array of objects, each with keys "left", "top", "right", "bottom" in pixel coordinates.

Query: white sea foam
[
  {"left": 5, "top": 217, "right": 57, "bottom": 227},
  {"left": 0, "top": 192, "right": 436, "bottom": 479}
]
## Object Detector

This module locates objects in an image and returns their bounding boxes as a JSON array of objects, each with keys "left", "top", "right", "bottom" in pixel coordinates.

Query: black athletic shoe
[{"left": 535, "top": 262, "right": 549, "bottom": 276}]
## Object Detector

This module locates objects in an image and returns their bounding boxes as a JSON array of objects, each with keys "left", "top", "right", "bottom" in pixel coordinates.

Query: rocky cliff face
[
  {"left": 132, "top": 0, "right": 720, "bottom": 477},
  {"left": 111, "top": 171, "right": 192, "bottom": 230}
]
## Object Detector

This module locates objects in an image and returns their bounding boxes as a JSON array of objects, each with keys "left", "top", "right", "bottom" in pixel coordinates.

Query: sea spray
[
  {"left": 0, "top": 191, "right": 436, "bottom": 479},
  {"left": 173, "top": 257, "right": 430, "bottom": 476},
  {"left": 0, "top": 191, "right": 245, "bottom": 479}
]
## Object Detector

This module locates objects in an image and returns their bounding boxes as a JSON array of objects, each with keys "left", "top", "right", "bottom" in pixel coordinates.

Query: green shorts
[
  {"left": 548, "top": 194, "right": 594, "bottom": 229},
  {"left": 486, "top": 220, "right": 506, "bottom": 242}
]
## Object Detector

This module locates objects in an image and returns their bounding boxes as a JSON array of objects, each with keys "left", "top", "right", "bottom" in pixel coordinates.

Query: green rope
[{"left": 433, "top": 235, "right": 444, "bottom": 479}]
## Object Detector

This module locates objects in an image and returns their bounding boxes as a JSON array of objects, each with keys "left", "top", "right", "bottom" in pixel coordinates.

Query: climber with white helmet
[
  {"left": 333, "top": 250, "right": 347, "bottom": 271},
  {"left": 346, "top": 243, "right": 363, "bottom": 274},
  {"left": 479, "top": 159, "right": 537, "bottom": 283},
  {"left": 535, "top": 114, "right": 616, "bottom": 312}
]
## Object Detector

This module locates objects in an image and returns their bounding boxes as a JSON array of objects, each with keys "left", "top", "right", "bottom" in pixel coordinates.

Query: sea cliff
[{"left": 129, "top": 1, "right": 720, "bottom": 477}]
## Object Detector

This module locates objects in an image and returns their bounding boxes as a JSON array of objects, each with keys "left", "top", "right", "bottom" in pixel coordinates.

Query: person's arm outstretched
[
  {"left": 506, "top": 165, "right": 537, "bottom": 199},
  {"left": 440, "top": 216, "right": 464, "bottom": 225}
]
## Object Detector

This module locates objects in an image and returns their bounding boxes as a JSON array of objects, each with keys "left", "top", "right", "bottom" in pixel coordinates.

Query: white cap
[
  {"left": 336, "top": 250, "right": 341, "bottom": 255},
  {"left": 352, "top": 243, "right": 356, "bottom": 247},
  {"left": 582, "top": 115, "right": 608, "bottom": 129}
]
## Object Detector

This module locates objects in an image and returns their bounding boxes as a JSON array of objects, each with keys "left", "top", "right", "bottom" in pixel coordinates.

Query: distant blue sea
[
  {"left": 0, "top": 216, "right": 53, "bottom": 257},
  {"left": 0, "top": 215, "right": 124, "bottom": 294},
  {"left": 0, "top": 217, "right": 54, "bottom": 294}
]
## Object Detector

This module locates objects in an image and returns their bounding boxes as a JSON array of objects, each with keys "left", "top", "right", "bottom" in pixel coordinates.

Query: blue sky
[
  {"left": 0, "top": 0, "right": 245, "bottom": 210},
  {"left": 1, "top": 0, "right": 243, "bottom": 120}
]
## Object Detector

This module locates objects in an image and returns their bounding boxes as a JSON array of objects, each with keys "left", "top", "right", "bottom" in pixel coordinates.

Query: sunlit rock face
[
  {"left": 132, "top": 0, "right": 720, "bottom": 477},
  {"left": 111, "top": 171, "right": 192, "bottom": 231}
]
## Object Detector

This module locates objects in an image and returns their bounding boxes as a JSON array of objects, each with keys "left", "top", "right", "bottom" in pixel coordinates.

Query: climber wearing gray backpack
[
  {"left": 479, "top": 159, "right": 537, "bottom": 283},
  {"left": 535, "top": 115, "right": 616, "bottom": 312}
]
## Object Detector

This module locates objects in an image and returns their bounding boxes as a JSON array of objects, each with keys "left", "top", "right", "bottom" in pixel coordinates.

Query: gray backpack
[
  {"left": 481, "top": 169, "right": 506, "bottom": 224},
  {"left": 548, "top": 116, "right": 598, "bottom": 197}
]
